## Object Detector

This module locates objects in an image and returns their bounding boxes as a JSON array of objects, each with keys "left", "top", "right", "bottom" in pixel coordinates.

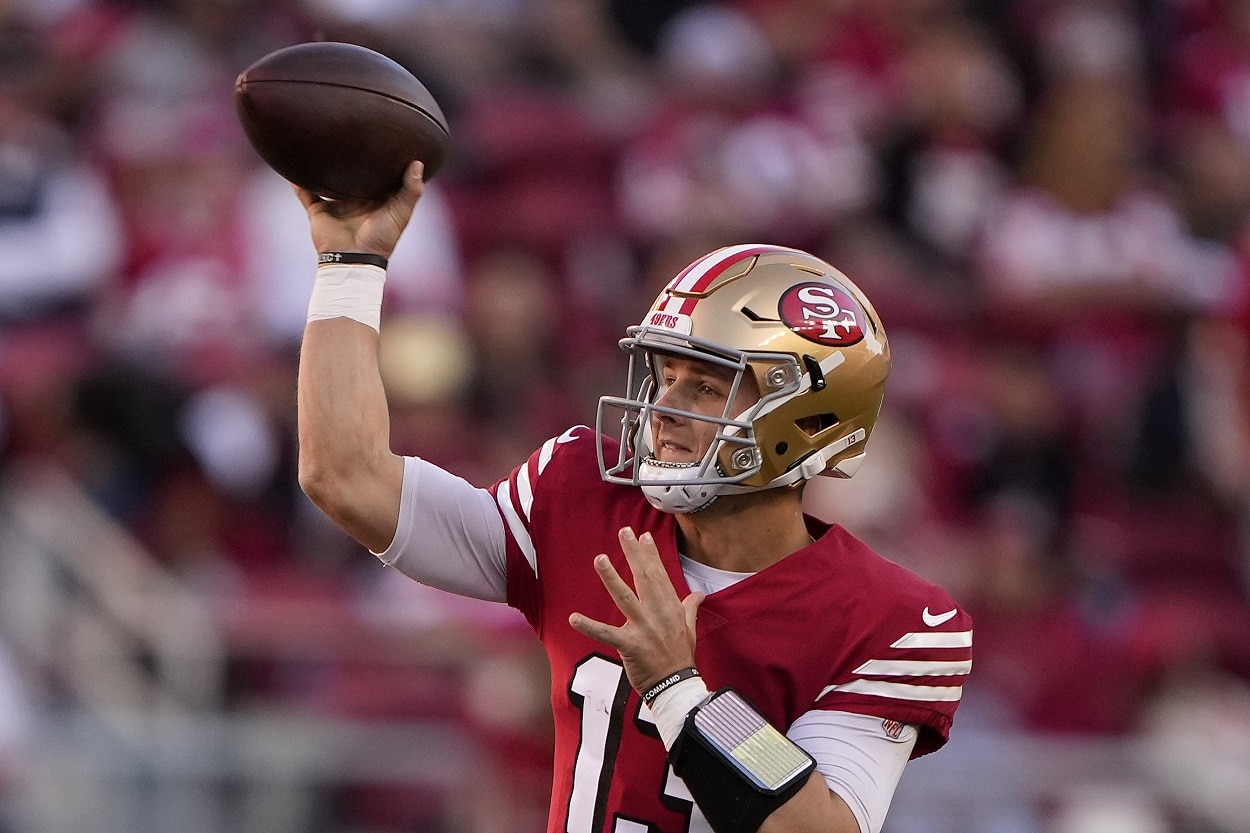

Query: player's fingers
[
  {"left": 619, "top": 528, "right": 675, "bottom": 601},
  {"left": 592, "top": 553, "right": 642, "bottom": 618},
  {"left": 568, "top": 611, "right": 624, "bottom": 647}
]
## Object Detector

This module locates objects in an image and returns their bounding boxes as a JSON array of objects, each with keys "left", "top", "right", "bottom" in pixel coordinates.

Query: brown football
[{"left": 234, "top": 41, "right": 450, "bottom": 200}]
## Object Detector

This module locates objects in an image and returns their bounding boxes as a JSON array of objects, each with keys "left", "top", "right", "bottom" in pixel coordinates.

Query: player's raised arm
[{"left": 295, "top": 161, "right": 425, "bottom": 553}]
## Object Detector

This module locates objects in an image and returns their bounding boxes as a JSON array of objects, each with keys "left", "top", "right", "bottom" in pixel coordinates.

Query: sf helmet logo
[{"left": 778, "top": 282, "right": 865, "bottom": 346}]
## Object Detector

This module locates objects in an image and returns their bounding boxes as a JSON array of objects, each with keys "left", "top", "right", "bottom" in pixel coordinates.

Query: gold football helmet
[{"left": 597, "top": 244, "right": 890, "bottom": 513}]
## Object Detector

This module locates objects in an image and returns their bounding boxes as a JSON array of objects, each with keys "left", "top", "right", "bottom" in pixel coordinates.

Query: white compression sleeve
[
  {"left": 374, "top": 456, "right": 510, "bottom": 602},
  {"left": 787, "top": 710, "right": 918, "bottom": 833}
]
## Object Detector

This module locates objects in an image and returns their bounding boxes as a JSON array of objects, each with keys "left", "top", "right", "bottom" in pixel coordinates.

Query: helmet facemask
[{"left": 597, "top": 326, "right": 804, "bottom": 513}]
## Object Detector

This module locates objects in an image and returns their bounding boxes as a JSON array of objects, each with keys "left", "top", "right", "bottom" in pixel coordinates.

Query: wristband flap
[{"left": 689, "top": 689, "right": 813, "bottom": 794}]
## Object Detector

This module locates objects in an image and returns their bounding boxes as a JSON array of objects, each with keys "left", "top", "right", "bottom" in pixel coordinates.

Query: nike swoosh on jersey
[
  {"left": 922, "top": 607, "right": 958, "bottom": 627},
  {"left": 555, "top": 427, "right": 582, "bottom": 444}
]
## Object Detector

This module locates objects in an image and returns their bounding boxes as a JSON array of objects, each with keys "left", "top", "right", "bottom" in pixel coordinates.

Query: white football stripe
[
  {"left": 516, "top": 458, "right": 535, "bottom": 520},
  {"left": 495, "top": 480, "right": 537, "bottom": 577},
  {"left": 890, "top": 631, "right": 973, "bottom": 649},
  {"left": 820, "top": 679, "right": 963, "bottom": 702},
  {"left": 537, "top": 437, "right": 557, "bottom": 475},
  {"left": 853, "top": 659, "right": 972, "bottom": 677}
]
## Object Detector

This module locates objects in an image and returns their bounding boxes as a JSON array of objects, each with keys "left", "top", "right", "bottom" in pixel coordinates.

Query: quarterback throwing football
[{"left": 295, "top": 162, "right": 972, "bottom": 833}]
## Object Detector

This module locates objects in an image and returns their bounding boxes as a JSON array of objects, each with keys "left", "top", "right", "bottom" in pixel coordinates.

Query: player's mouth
[{"left": 655, "top": 438, "right": 697, "bottom": 461}]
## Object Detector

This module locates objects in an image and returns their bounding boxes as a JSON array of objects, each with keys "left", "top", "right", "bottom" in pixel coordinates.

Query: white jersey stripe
[
  {"left": 819, "top": 679, "right": 963, "bottom": 702},
  {"left": 890, "top": 631, "right": 973, "bottom": 649},
  {"left": 516, "top": 456, "right": 535, "bottom": 520},
  {"left": 495, "top": 480, "right": 537, "bottom": 577},
  {"left": 537, "top": 437, "right": 557, "bottom": 475},
  {"left": 852, "top": 659, "right": 972, "bottom": 677},
  {"left": 614, "top": 822, "right": 649, "bottom": 833}
]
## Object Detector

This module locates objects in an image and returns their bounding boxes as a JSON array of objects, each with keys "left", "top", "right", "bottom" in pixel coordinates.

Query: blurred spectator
[
  {"left": 0, "top": 322, "right": 95, "bottom": 464},
  {"left": 462, "top": 249, "right": 579, "bottom": 453},
  {"left": 978, "top": 76, "right": 1223, "bottom": 322},
  {"left": 1049, "top": 787, "right": 1169, "bottom": 833},
  {"left": 90, "top": 95, "right": 265, "bottom": 382},
  {"left": 0, "top": 90, "right": 122, "bottom": 320},
  {"left": 0, "top": 639, "right": 31, "bottom": 833},
  {"left": 1141, "top": 660, "right": 1250, "bottom": 833},
  {"left": 378, "top": 312, "right": 484, "bottom": 476},
  {"left": 70, "top": 357, "right": 189, "bottom": 520},
  {"left": 1169, "top": 117, "right": 1250, "bottom": 244},
  {"left": 878, "top": 15, "right": 1019, "bottom": 267},
  {"left": 963, "top": 344, "right": 1076, "bottom": 546},
  {"left": 1167, "top": 0, "right": 1250, "bottom": 155},
  {"left": 956, "top": 493, "right": 1157, "bottom": 734},
  {"left": 98, "top": 0, "right": 297, "bottom": 105},
  {"left": 520, "top": 0, "right": 654, "bottom": 135},
  {"left": 1034, "top": 0, "right": 1148, "bottom": 84},
  {"left": 450, "top": 87, "right": 619, "bottom": 263},
  {"left": 976, "top": 77, "right": 1236, "bottom": 491},
  {"left": 616, "top": 3, "right": 874, "bottom": 247}
]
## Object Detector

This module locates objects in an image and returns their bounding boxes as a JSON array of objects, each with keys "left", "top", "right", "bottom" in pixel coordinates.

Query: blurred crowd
[{"left": 1, "top": 0, "right": 1250, "bottom": 831}]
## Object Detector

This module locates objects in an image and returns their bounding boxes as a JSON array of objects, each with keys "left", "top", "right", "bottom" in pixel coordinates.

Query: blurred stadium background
[{"left": 0, "top": 0, "right": 1248, "bottom": 831}]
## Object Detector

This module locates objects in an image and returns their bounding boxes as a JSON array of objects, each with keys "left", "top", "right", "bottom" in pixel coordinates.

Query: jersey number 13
[{"left": 567, "top": 655, "right": 709, "bottom": 833}]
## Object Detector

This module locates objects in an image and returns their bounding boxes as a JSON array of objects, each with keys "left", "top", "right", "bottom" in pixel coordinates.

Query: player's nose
[{"left": 652, "top": 384, "right": 688, "bottom": 419}]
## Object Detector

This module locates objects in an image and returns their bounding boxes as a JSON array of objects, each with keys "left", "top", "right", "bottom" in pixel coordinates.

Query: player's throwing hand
[
  {"left": 294, "top": 160, "right": 425, "bottom": 258},
  {"left": 569, "top": 527, "right": 705, "bottom": 696}
]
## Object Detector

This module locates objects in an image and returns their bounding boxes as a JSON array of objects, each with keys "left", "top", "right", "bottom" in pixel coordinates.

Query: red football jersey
[{"left": 491, "top": 427, "right": 971, "bottom": 833}]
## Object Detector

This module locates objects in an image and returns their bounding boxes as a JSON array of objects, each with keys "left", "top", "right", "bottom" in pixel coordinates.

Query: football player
[{"left": 295, "top": 162, "right": 972, "bottom": 833}]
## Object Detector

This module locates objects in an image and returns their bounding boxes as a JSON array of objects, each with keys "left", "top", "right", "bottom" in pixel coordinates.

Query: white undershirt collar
[{"left": 678, "top": 553, "right": 754, "bottom": 595}]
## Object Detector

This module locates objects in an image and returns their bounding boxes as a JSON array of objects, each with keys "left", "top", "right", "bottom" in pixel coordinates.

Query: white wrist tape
[
  {"left": 307, "top": 263, "right": 386, "bottom": 332},
  {"left": 650, "top": 676, "right": 711, "bottom": 750}
]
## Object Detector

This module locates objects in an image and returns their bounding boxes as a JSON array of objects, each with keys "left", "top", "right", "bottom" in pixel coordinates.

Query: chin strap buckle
[{"left": 799, "top": 428, "right": 866, "bottom": 480}]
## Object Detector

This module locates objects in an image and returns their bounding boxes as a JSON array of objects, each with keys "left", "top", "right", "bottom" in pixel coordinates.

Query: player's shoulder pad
[
  {"left": 495, "top": 425, "right": 598, "bottom": 574},
  {"left": 839, "top": 546, "right": 973, "bottom": 638},
  {"left": 523, "top": 424, "right": 596, "bottom": 482},
  {"left": 885, "top": 565, "right": 971, "bottom": 634}
]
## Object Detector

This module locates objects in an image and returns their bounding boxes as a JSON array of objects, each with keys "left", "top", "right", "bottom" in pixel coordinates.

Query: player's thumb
[
  {"left": 391, "top": 161, "right": 425, "bottom": 212},
  {"left": 682, "top": 591, "right": 705, "bottom": 636},
  {"left": 370, "top": 161, "right": 425, "bottom": 256}
]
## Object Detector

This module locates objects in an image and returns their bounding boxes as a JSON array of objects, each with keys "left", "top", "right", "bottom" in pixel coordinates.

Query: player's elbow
[
  {"left": 298, "top": 459, "right": 343, "bottom": 515},
  {"left": 298, "top": 450, "right": 359, "bottom": 514},
  {"left": 299, "top": 463, "right": 373, "bottom": 540},
  {"left": 298, "top": 450, "right": 402, "bottom": 552}
]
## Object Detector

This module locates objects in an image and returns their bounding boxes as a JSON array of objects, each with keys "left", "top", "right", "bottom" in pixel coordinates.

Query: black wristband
[
  {"left": 642, "top": 667, "right": 701, "bottom": 706},
  {"left": 318, "top": 251, "right": 389, "bottom": 269}
]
